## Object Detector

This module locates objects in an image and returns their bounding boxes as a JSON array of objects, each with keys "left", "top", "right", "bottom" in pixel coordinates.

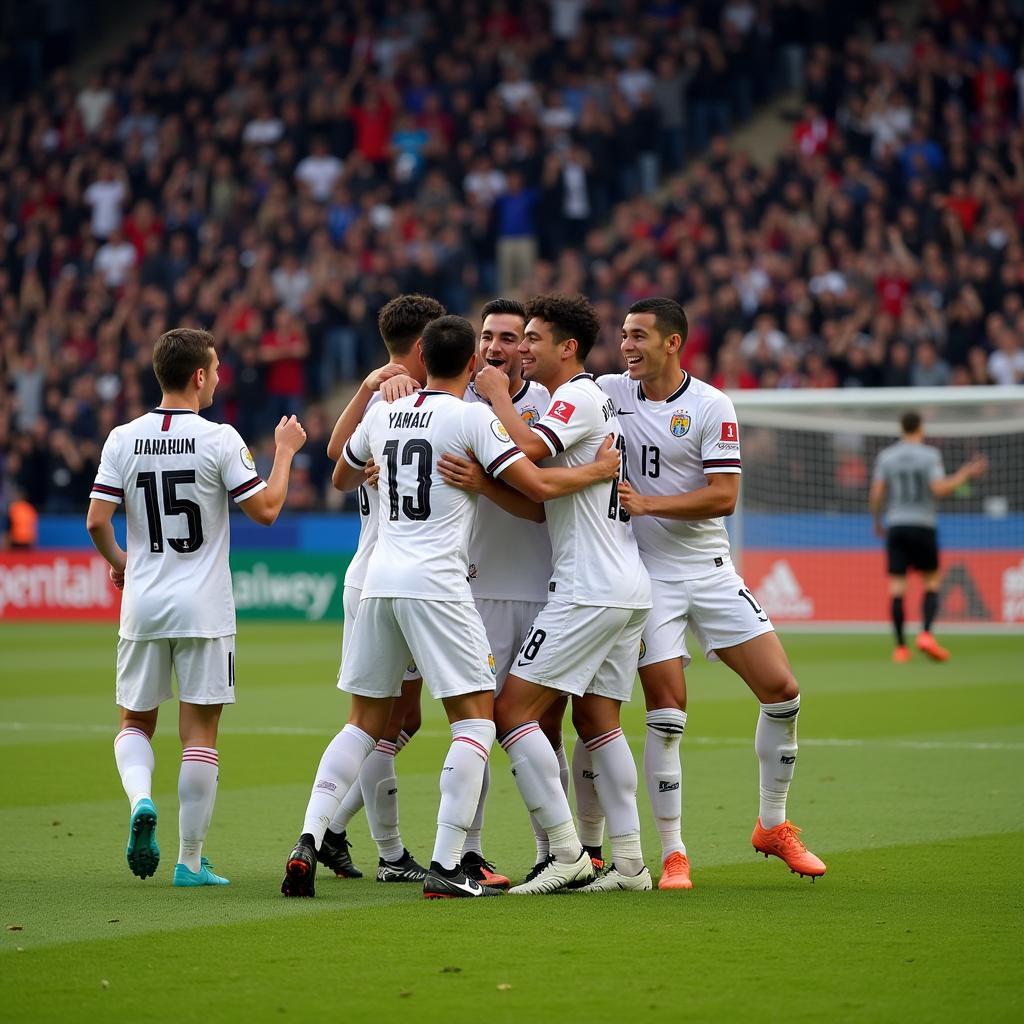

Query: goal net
[{"left": 729, "top": 386, "right": 1024, "bottom": 632}]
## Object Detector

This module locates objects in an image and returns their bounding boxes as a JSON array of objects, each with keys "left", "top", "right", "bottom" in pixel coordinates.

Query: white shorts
[
  {"left": 339, "top": 597, "right": 496, "bottom": 700},
  {"left": 116, "top": 635, "right": 236, "bottom": 712},
  {"left": 475, "top": 597, "right": 547, "bottom": 693},
  {"left": 342, "top": 585, "right": 420, "bottom": 683},
  {"left": 509, "top": 599, "right": 648, "bottom": 701},
  {"left": 638, "top": 564, "right": 775, "bottom": 669}
]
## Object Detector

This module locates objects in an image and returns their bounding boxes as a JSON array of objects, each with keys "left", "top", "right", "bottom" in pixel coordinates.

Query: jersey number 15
[{"left": 135, "top": 470, "right": 204, "bottom": 553}]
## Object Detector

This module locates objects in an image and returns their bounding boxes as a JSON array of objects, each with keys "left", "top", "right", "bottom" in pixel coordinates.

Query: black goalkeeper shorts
[{"left": 886, "top": 525, "right": 939, "bottom": 575}]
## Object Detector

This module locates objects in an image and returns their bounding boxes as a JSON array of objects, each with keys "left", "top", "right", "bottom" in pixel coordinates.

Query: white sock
[
  {"left": 529, "top": 812, "right": 548, "bottom": 863},
  {"left": 572, "top": 740, "right": 606, "bottom": 848},
  {"left": 361, "top": 739, "right": 404, "bottom": 862},
  {"left": 302, "top": 725, "right": 376, "bottom": 847},
  {"left": 432, "top": 719, "right": 495, "bottom": 870},
  {"left": 586, "top": 728, "right": 644, "bottom": 876},
  {"left": 528, "top": 742, "right": 569, "bottom": 861},
  {"left": 756, "top": 695, "right": 800, "bottom": 829},
  {"left": 178, "top": 747, "right": 218, "bottom": 872},
  {"left": 555, "top": 742, "right": 569, "bottom": 798},
  {"left": 500, "top": 723, "right": 580, "bottom": 863},
  {"left": 464, "top": 759, "right": 489, "bottom": 859},
  {"left": 328, "top": 777, "right": 365, "bottom": 834},
  {"left": 396, "top": 729, "right": 412, "bottom": 751},
  {"left": 644, "top": 708, "right": 687, "bottom": 859},
  {"left": 114, "top": 727, "right": 153, "bottom": 811}
]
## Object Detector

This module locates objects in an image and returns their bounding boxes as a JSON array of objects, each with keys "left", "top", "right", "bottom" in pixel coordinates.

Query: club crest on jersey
[
  {"left": 490, "top": 420, "right": 511, "bottom": 441},
  {"left": 488, "top": 653, "right": 496, "bottom": 675},
  {"left": 548, "top": 400, "right": 576, "bottom": 424},
  {"left": 669, "top": 410, "right": 691, "bottom": 437},
  {"left": 520, "top": 406, "right": 540, "bottom": 426},
  {"left": 240, "top": 447, "right": 256, "bottom": 471},
  {"left": 639, "top": 638, "right": 647, "bottom": 660}
]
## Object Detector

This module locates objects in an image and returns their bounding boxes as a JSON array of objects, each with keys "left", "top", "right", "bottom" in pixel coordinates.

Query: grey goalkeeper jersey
[{"left": 872, "top": 441, "right": 945, "bottom": 528}]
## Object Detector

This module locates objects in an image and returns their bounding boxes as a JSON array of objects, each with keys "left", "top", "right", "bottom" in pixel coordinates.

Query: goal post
[{"left": 729, "top": 386, "right": 1024, "bottom": 632}]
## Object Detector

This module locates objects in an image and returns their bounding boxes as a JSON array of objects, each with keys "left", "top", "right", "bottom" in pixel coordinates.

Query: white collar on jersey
[
  {"left": 469, "top": 379, "right": 531, "bottom": 404},
  {"left": 637, "top": 371, "right": 690, "bottom": 403}
]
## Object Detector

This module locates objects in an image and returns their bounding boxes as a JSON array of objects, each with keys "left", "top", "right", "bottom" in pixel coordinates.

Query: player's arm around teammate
[
  {"left": 313, "top": 296, "right": 445, "bottom": 886},
  {"left": 596, "top": 299, "right": 824, "bottom": 887}
]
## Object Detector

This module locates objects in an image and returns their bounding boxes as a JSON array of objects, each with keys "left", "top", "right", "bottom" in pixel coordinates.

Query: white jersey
[
  {"left": 342, "top": 394, "right": 382, "bottom": 591},
  {"left": 531, "top": 373, "right": 651, "bottom": 609},
  {"left": 464, "top": 379, "right": 552, "bottom": 602},
  {"left": 598, "top": 372, "right": 741, "bottom": 581},
  {"left": 343, "top": 390, "right": 526, "bottom": 601},
  {"left": 90, "top": 407, "right": 266, "bottom": 640}
]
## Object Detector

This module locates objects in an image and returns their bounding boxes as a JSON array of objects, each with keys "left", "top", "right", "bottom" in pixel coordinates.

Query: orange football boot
[
  {"left": 916, "top": 632, "right": 949, "bottom": 662},
  {"left": 658, "top": 851, "right": 693, "bottom": 890},
  {"left": 461, "top": 852, "right": 511, "bottom": 889},
  {"left": 892, "top": 645, "right": 911, "bottom": 664},
  {"left": 752, "top": 819, "right": 826, "bottom": 880}
]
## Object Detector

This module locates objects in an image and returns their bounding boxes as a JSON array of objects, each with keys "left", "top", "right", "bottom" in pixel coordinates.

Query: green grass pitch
[{"left": 1, "top": 623, "right": 1021, "bottom": 1023}]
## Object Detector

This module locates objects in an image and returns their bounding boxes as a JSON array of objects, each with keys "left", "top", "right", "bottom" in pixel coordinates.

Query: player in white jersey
[
  {"left": 281, "top": 315, "right": 621, "bottom": 900},
  {"left": 439, "top": 297, "right": 561, "bottom": 888},
  {"left": 589, "top": 297, "right": 825, "bottom": 883},
  {"left": 315, "top": 295, "right": 445, "bottom": 885},
  {"left": 473, "top": 293, "right": 654, "bottom": 895},
  {"left": 86, "top": 328, "right": 306, "bottom": 887}
]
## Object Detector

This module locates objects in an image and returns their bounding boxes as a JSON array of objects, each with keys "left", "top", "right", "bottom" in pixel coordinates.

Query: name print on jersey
[
  {"left": 134, "top": 438, "right": 197, "bottom": 456},
  {"left": 388, "top": 410, "right": 433, "bottom": 430},
  {"left": 670, "top": 411, "right": 690, "bottom": 437}
]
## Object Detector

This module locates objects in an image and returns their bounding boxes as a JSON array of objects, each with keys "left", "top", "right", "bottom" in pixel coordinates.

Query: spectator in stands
[{"left": 1, "top": 0, "right": 1020, "bottom": 520}]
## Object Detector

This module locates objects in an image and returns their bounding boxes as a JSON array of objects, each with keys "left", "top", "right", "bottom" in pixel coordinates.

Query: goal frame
[{"left": 728, "top": 386, "right": 1024, "bottom": 634}]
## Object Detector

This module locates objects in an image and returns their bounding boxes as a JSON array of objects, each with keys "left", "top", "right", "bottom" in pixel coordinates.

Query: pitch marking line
[{"left": 0, "top": 721, "right": 1021, "bottom": 751}]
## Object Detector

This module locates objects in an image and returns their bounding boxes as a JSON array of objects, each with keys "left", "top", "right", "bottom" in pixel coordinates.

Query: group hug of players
[{"left": 87, "top": 292, "right": 826, "bottom": 896}]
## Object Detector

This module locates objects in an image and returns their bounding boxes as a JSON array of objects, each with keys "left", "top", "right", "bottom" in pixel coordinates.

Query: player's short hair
[
  {"left": 421, "top": 315, "right": 477, "bottom": 378},
  {"left": 377, "top": 294, "right": 447, "bottom": 355},
  {"left": 153, "top": 328, "right": 215, "bottom": 392},
  {"left": 901, "top": 410, "right": 923, "bottom": 434},
  {"left": 627, "top": 297, "right": 689, "bottom": 345},
  {"left": 480, "top": 297, "right": 527, "bottom": 325},
  {"left": 525, "top": 293, "right": 601, "bottom": 361}
]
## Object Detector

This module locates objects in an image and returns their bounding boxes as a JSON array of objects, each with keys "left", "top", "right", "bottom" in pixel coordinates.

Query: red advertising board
[
  {"left": 742, "top": 550, "right": 1024, "bottom": 625},
  {"left": 0, "top": 551, "right": 120, "bottom": 621}
]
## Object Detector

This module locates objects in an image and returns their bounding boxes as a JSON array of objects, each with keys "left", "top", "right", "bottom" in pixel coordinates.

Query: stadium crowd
[{"left": 1, "top": 0, "right": 1023, "bottom": 519}]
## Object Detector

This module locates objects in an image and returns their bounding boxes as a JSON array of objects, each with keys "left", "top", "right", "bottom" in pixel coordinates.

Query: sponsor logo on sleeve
[
  {"left": 490, "top": 419, "right": 511, "bottom": 441},
  {"left": 720, "top": 422, "right": 739, "bottom": 442},
  {"left": 240, "top": 447, "right": 256, "bottom": 470},
  {"left": 669, "top": 410, "right": 691, "bottom": 437},
  {"left": 548, "top": 400, "right": 576, "bottom": 424}
]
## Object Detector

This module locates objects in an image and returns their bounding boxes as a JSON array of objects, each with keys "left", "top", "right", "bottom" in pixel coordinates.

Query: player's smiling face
[
  {"left": 478, "top": 313, "right": 526, "bottom": 381},
  {"left": 520, "top": 317, "right": 562, "bottom": 385},
  {"left": 621, "top": 312, "right": 668, "bottom": 380}
]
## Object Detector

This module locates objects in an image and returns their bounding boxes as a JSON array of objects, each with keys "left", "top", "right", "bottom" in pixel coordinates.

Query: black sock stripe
[{"left": 764, "top": 707, "right": 800, "bottom": 719}]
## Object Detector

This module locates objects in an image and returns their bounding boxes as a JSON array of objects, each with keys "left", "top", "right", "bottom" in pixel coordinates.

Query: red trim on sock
[
  {"left": 584, "top": 728, "right": 623, "bottom": 752},
  {"left": 499, "top": 723, "right": 541, "bottom": 750},
  {"left": 453, "top": 735, "right": 490, "bottom": 761}
]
